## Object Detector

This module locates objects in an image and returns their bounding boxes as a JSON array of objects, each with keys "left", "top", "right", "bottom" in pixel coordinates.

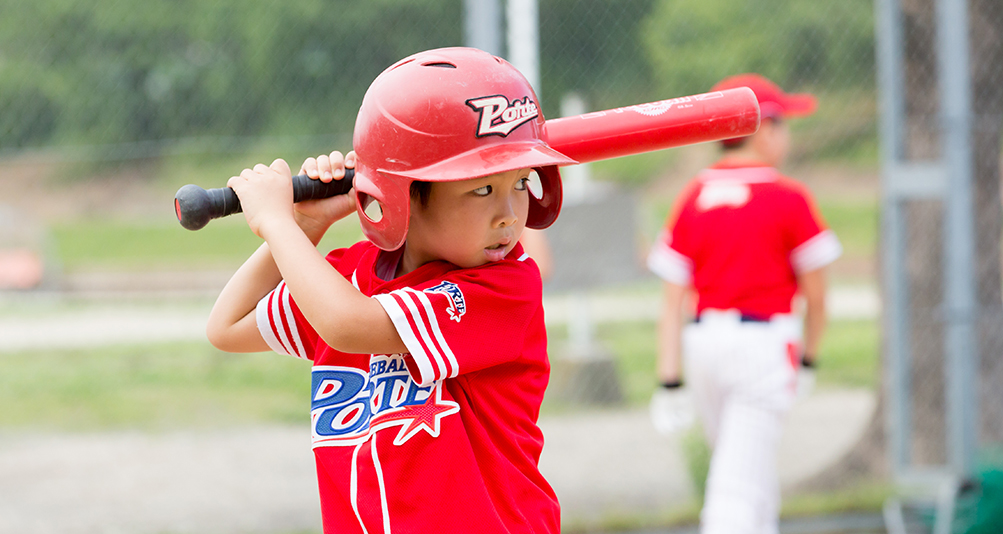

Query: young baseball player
[
  {"left": 647, "top": 74, "right": 842, "bottom": 534},
  {"left": 206, "top": 47, "right": 575, "bottom": 533}
]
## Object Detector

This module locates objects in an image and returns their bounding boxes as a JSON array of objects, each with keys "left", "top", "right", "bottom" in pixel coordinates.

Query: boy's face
[
  {"left": 750, "top": 117, "right": 791, "bottom": 167},
  {"left": 405, "top": 168, "right": 532, "bottom": 270}
]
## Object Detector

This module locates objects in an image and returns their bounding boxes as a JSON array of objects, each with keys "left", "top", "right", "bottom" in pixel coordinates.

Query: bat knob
[{"left": 175, "top": 184, "right": 213, "bottom": 231}]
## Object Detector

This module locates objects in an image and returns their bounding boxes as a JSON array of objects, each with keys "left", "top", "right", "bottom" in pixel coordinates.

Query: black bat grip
[{"left": 175, "top": 169, "right": 355, "bottom": 231}]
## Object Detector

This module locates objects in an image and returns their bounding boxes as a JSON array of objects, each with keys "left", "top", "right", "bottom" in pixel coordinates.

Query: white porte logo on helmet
[{"left": 466, "top": 95, "right": 539, "bottom": 137}]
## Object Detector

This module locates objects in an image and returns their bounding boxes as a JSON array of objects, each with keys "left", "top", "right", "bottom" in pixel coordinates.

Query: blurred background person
[{"left": 647, "top": 74, "right": 842, "bottom": 534}]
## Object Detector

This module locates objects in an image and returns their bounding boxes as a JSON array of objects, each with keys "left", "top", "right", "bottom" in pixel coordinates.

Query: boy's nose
[{"left": 495, "top": 195, "right": 518, "bottom": 228}]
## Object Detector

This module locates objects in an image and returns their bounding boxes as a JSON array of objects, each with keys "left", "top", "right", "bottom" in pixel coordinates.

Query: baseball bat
[
  {"left": 174, "top": 171, "right": 355, "bottom": 231},
  {"left": 544, "top": 87, "right": 759, "bottom": 163},
  {"left": 174, "top": 87, "right": 758, "bottom": 230}
]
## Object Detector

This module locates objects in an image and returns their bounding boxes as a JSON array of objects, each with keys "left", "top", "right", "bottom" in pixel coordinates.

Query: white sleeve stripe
[
  {"left": 647, "top": 241, "right": 693, "bottom": 286},
  {"left": 408, "top": 289, "right": 459, "bottom": 378},
  {"left": 791, "top": 230, "right": 843, "bottom": 273},
  {"left": 271, "top": 283, "right": 300, "bottom": 359},
  {"left": 373, "top": 293, "right": 436, "bottom": 385},
  {"left": 278, "top": 284, "right": 306, "bottom": 359},
  {"left": 256, "top": 289, "right": 291, "bottom": 356},
  {"left": 395, "top": 290, "right": 449, "bottom": 381}
]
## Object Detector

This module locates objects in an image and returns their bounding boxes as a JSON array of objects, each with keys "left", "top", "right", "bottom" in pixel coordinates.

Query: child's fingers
[
  {"left": 301, "top": 157, "right": 319, "bottom": 178},
  {"left": 328, "top": 151, "right": 347, "bottom": 180},
  {"left": 345, "top": 151, "right": 356, "bottom": 169},
  {"left": 243, "top": 166, "right": 263, "bottom": 180},
  {"left": 316, "top": 154, "right": 334, "bottom": 182}
]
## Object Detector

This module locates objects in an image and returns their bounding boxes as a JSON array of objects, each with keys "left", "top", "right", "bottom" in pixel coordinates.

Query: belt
[{"left": 692, "top": 313, "right": 770, "bottom": 323}]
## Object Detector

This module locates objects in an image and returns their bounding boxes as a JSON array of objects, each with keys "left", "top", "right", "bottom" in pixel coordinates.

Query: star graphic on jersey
[{"left": 372, "top": 385, "right": 460, "bottom": 445}]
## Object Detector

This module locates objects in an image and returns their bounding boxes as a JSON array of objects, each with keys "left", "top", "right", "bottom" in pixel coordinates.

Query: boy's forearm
[
  {"left": 797, "top": 267, "right": 828, "bottom": 362},
  {"left": 261, "top": 218, "right": 407, "bottom": 355},
  {"left": 207, "top": 242, "right": 282, "bottom": 352},
  {"left": 803, "top": 300, "right": 826, "bottom": 361},
  {"left": 656, "top": 283, "right": 687, "bottom": 383}
]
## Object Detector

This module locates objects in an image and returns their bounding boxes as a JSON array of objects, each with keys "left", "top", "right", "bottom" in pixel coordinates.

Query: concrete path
[
  {"left": 0, "top": 285, "right": 879, "bottom": 352},
  {"left": 0, "top": 390, "right": 875, "bottom": 534}
]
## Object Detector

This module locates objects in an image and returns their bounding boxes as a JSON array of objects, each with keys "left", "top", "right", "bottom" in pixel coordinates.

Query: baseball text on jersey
[
  {"left": 466, "top": 95, "right": 539, "bottom": 137},
  {"left": 311, "top": 359, "right": 460, "bottom": 448}
]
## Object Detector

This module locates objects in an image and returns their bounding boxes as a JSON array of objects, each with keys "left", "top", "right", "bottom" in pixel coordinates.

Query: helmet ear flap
[
  {"left": 355, "top": 170, "right": 412, "bottom": 251},
  {"left": 526, "top": 165, "right": 563, "bottom": 230}
]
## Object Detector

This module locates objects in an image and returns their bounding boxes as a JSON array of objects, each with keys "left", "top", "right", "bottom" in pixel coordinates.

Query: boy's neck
[
  {"left": 719, "top": 148, "right": 774, "bottom": 168},
  {"left": 375, "top": 247, "right": 407, "bottom": 281}
]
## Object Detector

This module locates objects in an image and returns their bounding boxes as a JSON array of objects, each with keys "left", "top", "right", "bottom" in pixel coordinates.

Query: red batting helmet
[{"left": 352, "top": 47, "right": 576, "bottom": 251}]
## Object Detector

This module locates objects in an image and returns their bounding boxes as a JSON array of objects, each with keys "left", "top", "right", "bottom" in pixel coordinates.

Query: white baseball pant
[{"left": 683, "top": 309, "right": 800, "bottom": 534}]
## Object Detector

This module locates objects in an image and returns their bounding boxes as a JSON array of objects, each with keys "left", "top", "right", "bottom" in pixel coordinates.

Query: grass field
[
  {"left": 0, "top": 316, "right": 877, "bottom": 432},
  {"left": 50, "top": 214, "right": 366, "bottom": 273},
  {"left": 0, "top": 341, "right": 311, "bottom": 432}
]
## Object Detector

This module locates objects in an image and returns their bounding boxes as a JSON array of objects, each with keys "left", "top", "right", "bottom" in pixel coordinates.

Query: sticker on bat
[
  {"left": 466, "top": 95, "right": 539, "bottom": 137},
  {"left": 628, "top": 92, "right": 726, "bottom": 117}
]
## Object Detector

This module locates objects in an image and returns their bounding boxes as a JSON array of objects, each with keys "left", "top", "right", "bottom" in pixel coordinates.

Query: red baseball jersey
[
  {"left": 255, "top": 240, "right": 559, "bottom": 534},
  {"left": 647, "top": 161, "right": 842, "bottom": 317}
]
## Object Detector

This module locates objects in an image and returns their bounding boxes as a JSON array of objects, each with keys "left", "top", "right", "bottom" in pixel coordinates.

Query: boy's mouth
[
  {"left": 485, "top": 238, "right": 512, "bottom": 260},
  {"left": 487, "top": 237, "right": 512, "bottom": 250}
]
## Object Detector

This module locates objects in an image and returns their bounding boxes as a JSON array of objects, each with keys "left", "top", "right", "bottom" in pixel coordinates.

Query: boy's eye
[
  {"left": 473, "top": 185, "right": 492, "bottom": 196},
  {"left": 515, "top": 177, "right": 530, "bottom": 191}
]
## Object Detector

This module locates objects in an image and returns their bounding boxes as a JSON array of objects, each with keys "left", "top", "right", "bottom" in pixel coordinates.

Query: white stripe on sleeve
[
  {"left": 269, "top": 284, "right": 298, "bottom": 358},
  {"left": 790, "top": 230, "right": 843, "bottom": 274},
  {"left": 374, "top": 293, "right": 437, "bottom": 386},
  {"left": 409, "top": 289, "right": 459, "bottom": 378},
  {"left": 395, "top": 290, "right": 448, "bottom": 381},
  {"left": 256, "top": 287, "right": 292, "bottom": 356},
  {"left": 647, "top": 240, "right": 693, "bottom": 286},
  {"left": 277, "top": 284, "right": 306, "bottom": 359}
]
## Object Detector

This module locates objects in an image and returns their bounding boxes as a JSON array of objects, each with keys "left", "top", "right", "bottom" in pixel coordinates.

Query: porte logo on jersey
[
  {"left": 424, "top": 281, "right": 466, "bottom": 322},
  {"left": 466, "top": 95, "right": 539, "bottom": 137},
  {"left": 311, "top": 359, "right": 459, "bottom": 447}
]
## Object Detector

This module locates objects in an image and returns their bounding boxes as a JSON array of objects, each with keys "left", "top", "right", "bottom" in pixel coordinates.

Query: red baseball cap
[{"left": 711, "top": 73, "right": 817, "bottom": 120}]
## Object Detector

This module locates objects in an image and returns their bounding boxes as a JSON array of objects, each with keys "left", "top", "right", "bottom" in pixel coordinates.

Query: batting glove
[
  {"left": 796, "top": 356, "right": 816, "bottom": 400},
  {"left": 649, "top": 381, "right": 695, "bottom": 436}
]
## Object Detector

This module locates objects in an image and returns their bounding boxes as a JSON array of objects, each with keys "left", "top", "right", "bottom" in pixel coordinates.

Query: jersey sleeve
[
  {"left": 647, "top": 181, "right": 698, "bottom": 286},
  {"left": 786, "top": 184, "right": 843, "bottom": 274},
  {"left": 252, "top": 245, "right": 362, "bottom": 361},
  {"left": 372, "top": 258, "right": 542, "bottom": 386},
  {"left": 255, "top": 280, "right": 321, "bottom": 360}
]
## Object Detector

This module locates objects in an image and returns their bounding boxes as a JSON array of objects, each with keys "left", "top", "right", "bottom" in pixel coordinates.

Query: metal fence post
[
  {"left": 875, "top": 0, "right": 912, "bottom": 478},
  {"left": 506, "top": 0, "right": 540, "bottom": 95},
  {"left": 935, "top": 0, "right": 979, "bottom": 477},
  {"left": 464, "top": 0, "right": 503, "bottom": 56}
]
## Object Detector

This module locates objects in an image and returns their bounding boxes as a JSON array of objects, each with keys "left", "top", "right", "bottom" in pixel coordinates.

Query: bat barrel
[{"left": 544, "top": 87, "right": 760, "bottom": 164}]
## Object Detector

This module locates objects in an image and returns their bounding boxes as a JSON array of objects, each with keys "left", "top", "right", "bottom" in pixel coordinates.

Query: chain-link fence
[
  {"left": 1, "top": 0, "right": 1001, "bottom": 532},
  {"left": 0, "top": 0, "right": 875, "bottom": 162}
]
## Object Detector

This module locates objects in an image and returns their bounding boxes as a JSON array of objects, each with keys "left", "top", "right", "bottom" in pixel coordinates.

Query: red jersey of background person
[
  {"left": 255, "top": 240, "right": 558, "bottom": 534},
  {"left": 648, "top": 160, "right": 842, "bottom": 318}
]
